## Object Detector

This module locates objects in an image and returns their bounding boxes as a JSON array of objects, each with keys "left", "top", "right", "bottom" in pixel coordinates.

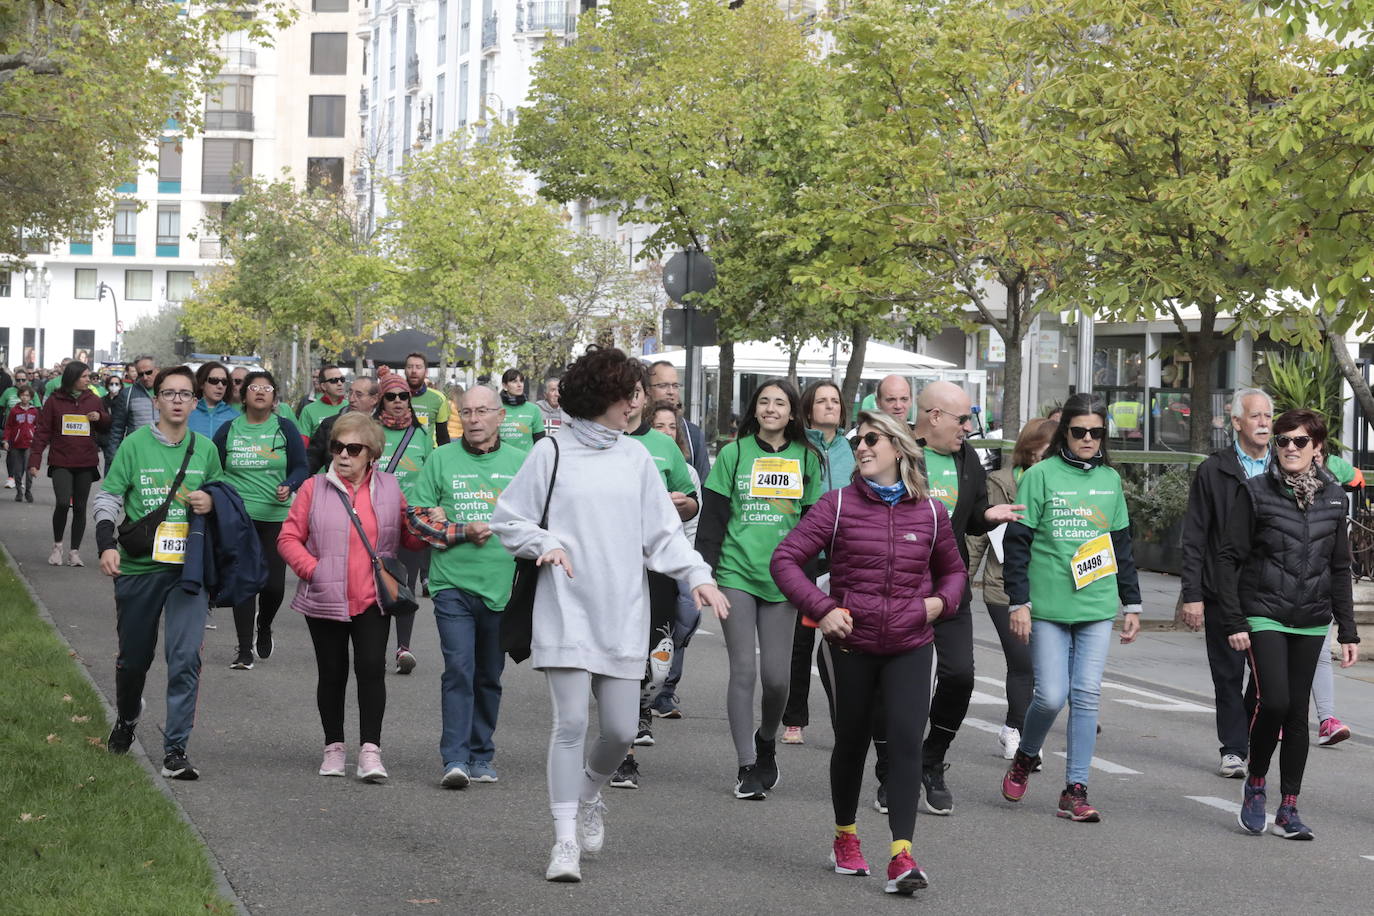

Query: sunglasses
[
  {"left": 205, "top": 376, "right": 228, "bottom": 386},
  {"left": 1069, "top": 426, "right": 1106, "bottom": 441},
  {"left": 858, "top": 431, "right": 892, "bottom": 448},
  {"left": 383, "top": 390, "right": 410, "bottom": 401},
  {"left": 232, "top": 378, "right": 245, "bottom": 386},
  {"left": 924, "top": 407, "right": 972, "bottom": 425},
  {"left": 330, "top": 440, "right": 368, "bottom": 457},
  {"left": 322, "top": 376, "right": 345, "bottom": 384},
  {"left": 140, "top": 368, "right": 156, "bottom": 377},
  {"left": 1275, "top": 434, "right": 1312, "bottom": 450}
]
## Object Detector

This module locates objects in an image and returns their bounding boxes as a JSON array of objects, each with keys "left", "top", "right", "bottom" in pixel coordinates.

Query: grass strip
[{"left": 0, "top": 556, "right": 235, "bottom": 915}]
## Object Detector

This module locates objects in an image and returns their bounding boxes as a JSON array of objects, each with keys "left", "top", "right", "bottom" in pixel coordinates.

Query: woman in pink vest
[{"left": 279, "top": 411, "right": 423, "bottom": 782}]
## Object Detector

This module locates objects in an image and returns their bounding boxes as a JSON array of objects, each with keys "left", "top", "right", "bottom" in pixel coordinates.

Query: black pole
[{"left": 684, "top": 252, "right": 696, "bottom": 423}]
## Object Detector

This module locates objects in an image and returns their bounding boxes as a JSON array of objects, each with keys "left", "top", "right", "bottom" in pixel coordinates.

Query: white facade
[{"left": 0, "top": 0, "right": 364, "bottom": 372}]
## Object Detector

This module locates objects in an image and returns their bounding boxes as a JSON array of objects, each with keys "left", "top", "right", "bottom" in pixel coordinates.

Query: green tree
[
  {"left": 0, "top": 0, "right": 291, "bottom": 257},
  {"left": 121, "top": 305, "right": 185, "bottom": 371}
]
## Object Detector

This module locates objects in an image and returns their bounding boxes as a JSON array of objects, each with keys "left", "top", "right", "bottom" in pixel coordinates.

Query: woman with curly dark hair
[{"left": 492, "top": 346, "right": 729, "bottom": 883}]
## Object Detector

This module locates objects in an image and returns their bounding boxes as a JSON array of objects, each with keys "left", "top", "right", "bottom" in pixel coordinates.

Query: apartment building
[{"left": 0, "top": 0, "right": 364, "bottom": 372}]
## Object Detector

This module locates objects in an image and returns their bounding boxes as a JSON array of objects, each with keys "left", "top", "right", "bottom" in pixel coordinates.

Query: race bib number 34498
[
  {"left": 1071, "top": 532, "right": 1117, "bottom": 590},
  {"left": 748, "top": 457, "right": 803, "bottom": 499}
]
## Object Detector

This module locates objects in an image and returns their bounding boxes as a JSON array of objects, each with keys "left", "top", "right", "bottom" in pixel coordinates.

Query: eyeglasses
[
  {"left": 651, "top": 382, "right": 682, "bottom": 391},
  {"left": 247, "top": 384, "right": 275, "bottom": 393},
  {"left": 140, "top": 368, "right": 156, "bottom": 377},
  {"left": 924, "top": 407, "right": 972, "bottom": 425},
  {"left": 322, "top": 376, "right": 345, "bottom": 384},
  {"left": 159, "top": 390, "right": 194, "bottom": 402},
  {"left": 205, "top": 377, "right": 228, "bottom": 386},
  {"left": 459, "top": 407, "right": 498, "bottom": 418},
  {"left": 1275, "top": 434, "right": 1312, "bottom": 450},
  {"left": 383, "top": 390, "right": 411, "bottom": 402},
  {"left": 858, "top": 432, "right": 892, "bottom": 448},
  {"left": 330, "top": 440, "right": 368, "bottom": 457},
  {"left": 1069, "top": 426, "right": 1106, "bottom": 441}
]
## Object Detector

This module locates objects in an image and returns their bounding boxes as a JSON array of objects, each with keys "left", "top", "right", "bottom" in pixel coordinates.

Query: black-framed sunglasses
[
  {"left": 858, "top": 431, "right": 892, "bottom": 448},
  {"left": 1069, "top": 425, "right": 1106, "bottom": 441},
  {"left": 329, "top": 440, "right": 368, "bottom": 457},
  {"left": 205, "top": 376, "right": 228, "bottom": 386},
  {"left": 322, "top": 375, "right": 345, "bottom": 384},
  {"left": 1275, "top": 434, "right": 1312, "bottom": 450},
  {"left": 383, "top": 390, "right": 410, "bottom": 401}
]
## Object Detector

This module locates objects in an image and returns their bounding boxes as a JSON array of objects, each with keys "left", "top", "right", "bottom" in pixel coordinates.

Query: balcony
[
  {"left": 406, "top": 54, "right": 420, "bottom": 91},
  {"left": 358, "top": 87, "right": 369, "bottom": 115},
  {"left": 522, "top": 2, "right": 573, "bottom": 33},
  {"left": 200, "top": 238, "right": 224, "bottom": 259},
  {"left": 222, "top": 47, "right": 257, "bottom": 68},
  {"left": 482, "top": 14, "right": 498, "bottom": 51},
  {"left": 205, "top": 110, "right": 254, "bottom": 131}
]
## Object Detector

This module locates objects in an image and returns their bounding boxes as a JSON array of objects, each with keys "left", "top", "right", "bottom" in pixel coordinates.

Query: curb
[{"left": 0, "top": 541, "right": 250, "bottom": 916}]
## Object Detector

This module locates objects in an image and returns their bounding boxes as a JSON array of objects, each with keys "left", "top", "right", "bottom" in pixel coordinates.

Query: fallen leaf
[
  {"left": 71, "top": 715, "right": 89, "bottom": 723},
  {"left": 142, "top": 860, "right": 155, "bottom": 868},
  {"left": 86, "top": 737, "right": 104, "bottom": 746},
  {"left": 61, "top": 694, "right": 73, "bottom": 703},
  {"left": 46, "top": 734, "right": 60, "bottom": 744},
  {"left": 19, "top": 813, "right": 46, "bottom": 823}
]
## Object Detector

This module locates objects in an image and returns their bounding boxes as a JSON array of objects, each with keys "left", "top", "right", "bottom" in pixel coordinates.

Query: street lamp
[
  {"left": 98, "top": 281, "right": 122, "bottom": 363},
  {"left": 24, "top": 261, "right": 50, "bottom": 369}
]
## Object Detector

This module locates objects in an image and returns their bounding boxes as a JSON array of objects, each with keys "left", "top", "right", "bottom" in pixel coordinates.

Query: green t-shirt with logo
[
  {"left": 411, "top": 441, "right": 528, "bottom": 610},
  {"left": 219, "top": 414, "right": 293, "bottom": 522},
  {"left": 497, "top": 401, "right": 545, "bottom": 451},
  {"left": 275, "top": 401, "right": 298, "bottom": 425},
  {"left": 705, "top": 435, "right": 823, "bottom": 603},
  {"left": 297, "top": 398, "right": 346, "bottom": 437},
  {"left": 101, "top": 426, "right": 223, "bottom": 576},
  {"left": 628, "top": 427, "right": 697, "bottom": 496},
  {"left": 1018, "top": 456, "right": 1130, "bottom": 623},
  {"left": 379, "top": 424, "right": 434, "bottom": 500},
  {"left": 924, "top": 447, "right": 960, "bottom": 513},
  {"left": 409, "top": 387, "right": 450, "bottom": 444}
]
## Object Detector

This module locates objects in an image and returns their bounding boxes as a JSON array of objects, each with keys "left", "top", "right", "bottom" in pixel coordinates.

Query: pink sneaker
[
  {"left": 319, "top": 742, "right": 346, "bottom": 777},
  {"left": 1317, "top": 717, "right": 1351, "bottom": 747},
  {"left": 1057, "top": 782, "right": 1101, "bottom": 822},
  {"left": 884, "top": 850, "right": 928, "bottom": 895},
  {"left": 782, "top": 726, "right": 805, "bottom": 745},
  {"left": 357, "top": 742, "right": 388, "bottom": 782},
  {"left": 831, "top": 832, "right": 869, "bottom": 876},
  {"left": 1002, "top": 749, "right": 1039, "bottom": 802}
]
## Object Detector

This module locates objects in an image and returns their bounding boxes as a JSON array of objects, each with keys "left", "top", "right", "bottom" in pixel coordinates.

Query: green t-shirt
[
  {"left": 275, "top": 401, "right": 298, "bottom": 424},
  {"left": 497, "top": 401, "right": 545, "bottom": 451},
  {"left": 297, "top": 398, "right": 346, "bottom": 437},
  {"left": 44, "top": 376, "right": 61, "bottom": 399},
  {"left": 219, "top": 414, "right": 293, "bottom": 522},
  {"left": 1246, "top": 616, "right": 1329, "bottom": 637},
  {"left": 409, "top": 387, "right": 450, "bottom": 444},
  {"left": 628, "top": 427, "right": 697, "bottom": 496},
  {"left": 411, "top": 441, "right": 528, "bottom": 610},
  {"left": 1017, "top": 456, "right": 1130, "bottom": 623},
  {"left": 101, "top": 426, "right": 223, "bottom": 576},
  {"left": 924, "top": 447, "right": 960, "bottom": 514},
  {"left": 1325, "top": 454, "right": 1357, "bottom": 486},
  {"left": 379, "top": 424, "right": 434, "bottom": 500},
  {"left": 705, "top": 435, "right": 823, "bottom": 603}
]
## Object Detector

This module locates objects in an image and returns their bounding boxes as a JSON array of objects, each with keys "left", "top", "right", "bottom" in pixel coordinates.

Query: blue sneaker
[
  {"left": 1238, "top": 777, "right": 1266, "bottom": 835},
  {"left": 467, "top": 760, "right": 499, "bottom": 783},
  {"left": 1271, "top": 803, "right": 1313, "bottom": 840}
]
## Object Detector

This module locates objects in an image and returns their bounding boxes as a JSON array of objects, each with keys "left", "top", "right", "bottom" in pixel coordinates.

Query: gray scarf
[
  {"left": 566, "top": 417, "right": 622, "bottom": 450},
  {"left": 1282, "top": 462, "right": 1322, "bottom": 510}
]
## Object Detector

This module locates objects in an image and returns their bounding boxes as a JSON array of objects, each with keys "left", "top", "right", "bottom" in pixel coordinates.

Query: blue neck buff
[{"left": 864, "top": 477, "right": 907, "bottom": 505}]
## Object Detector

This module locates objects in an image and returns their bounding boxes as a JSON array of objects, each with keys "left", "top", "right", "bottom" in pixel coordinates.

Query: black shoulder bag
[
  {"left": 501, "top": 438, "right": 560, "bottom": 664},
  {"left": 117, "top": 435, "right": 196, "bottom": 557},
  {"left": 333, "top": 484, "right": 419, "bottom": 616}
]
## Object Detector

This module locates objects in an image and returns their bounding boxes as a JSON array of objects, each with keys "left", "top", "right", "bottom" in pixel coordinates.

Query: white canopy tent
[{"left": 653, "top": 338, "right": 954, "bottom": 379}]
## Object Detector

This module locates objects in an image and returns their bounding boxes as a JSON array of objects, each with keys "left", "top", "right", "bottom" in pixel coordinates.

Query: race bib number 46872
[{"left": 748, "top": 457, "right": 803, "bottom": 499}]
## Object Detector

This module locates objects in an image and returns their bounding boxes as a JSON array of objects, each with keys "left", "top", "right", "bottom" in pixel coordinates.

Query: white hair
[{"left": 1231, "top": 388, "right": 1272, "bottom": 420}]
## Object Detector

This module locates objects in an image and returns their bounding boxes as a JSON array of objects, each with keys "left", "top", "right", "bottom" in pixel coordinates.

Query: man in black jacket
[{"left": 1179, "top": 387, "right": 1273, "bottom": 778}]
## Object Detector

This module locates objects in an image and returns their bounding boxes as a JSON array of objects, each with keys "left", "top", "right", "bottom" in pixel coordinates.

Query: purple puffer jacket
[{"left": 771, "top": 481, "right": 966, "bottom": 656}]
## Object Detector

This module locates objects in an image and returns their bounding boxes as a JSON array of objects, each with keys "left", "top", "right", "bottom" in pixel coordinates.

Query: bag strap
[
  {"left": 829, "top": 487, "right": 843, "bottom": 557},
  {"left": 332, "top": 483, "right": 383, "bottom": 574},
  {"left": 385, "top": 424, "right": 417, "bottom": 474},
  {"left": 155, "top": 433, "right": 197, "bottom": 519},
  {"left": 538, "top": 438, "right": 560, "bottom": 528}
]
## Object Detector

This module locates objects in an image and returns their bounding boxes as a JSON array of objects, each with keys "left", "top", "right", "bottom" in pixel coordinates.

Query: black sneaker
[
  {"left": 107, "top": 718, "right": 137, "bottom": 755},
  {"left": 256, "top": 627, "right": 273, "bottom": 660},
  {"left": 873, "top": 782, "right": 889, "bottom": 814},
  {"left": 161, "top": 750, "right": 200, "bottom": 780},
  {"left": 610, "top": 754, "right": 640, "bottom": 789},
  {"left": 13, "top": 491, "right": 20, "bottom": 502},
  {"left": 921, "top": 761, "right": 953, "bottom": 815},
  {"left": 634, "top": 714, "right": 654, "bottom": 747},
  {"left": 754, "top": 731, "right": 779, "bottom": 791},
  {"left": 230, "top": 649, "right": 254, "bottom": 670},
  {"left": 734, "top": 764, "right": 767, "bottom": 800},
  {"left": 24, "top": 490, "right": 32, "bottom": 503}
]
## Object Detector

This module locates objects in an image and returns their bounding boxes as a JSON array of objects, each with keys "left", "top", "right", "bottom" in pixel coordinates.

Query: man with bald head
[
  {"left": 869, "top": 379, "right": 1023, "bottom": 817},
  {"left": 407, "top": 384, "right": 528, "bottom": 787},
  {"left": 876, "top": 374, "right": 913, "bottom": 424}
]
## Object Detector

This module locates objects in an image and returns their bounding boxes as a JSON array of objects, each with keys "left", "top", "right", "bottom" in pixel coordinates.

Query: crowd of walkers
[{"left": 0, "top": 346, "right": 1362, "bottom": 891}]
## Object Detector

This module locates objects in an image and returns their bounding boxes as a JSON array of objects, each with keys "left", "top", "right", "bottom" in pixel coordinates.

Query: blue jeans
[
  {"left": 1018, "top": 617, "right": 1113, "bottom": 786},
  {"left": 433, "top": 588, "right": 505, "bottom": 769}
]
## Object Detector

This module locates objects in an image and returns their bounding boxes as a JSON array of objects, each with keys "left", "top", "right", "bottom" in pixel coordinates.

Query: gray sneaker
[{"left": 1217, "top": 754, "right": 1246, "bottom": 778}]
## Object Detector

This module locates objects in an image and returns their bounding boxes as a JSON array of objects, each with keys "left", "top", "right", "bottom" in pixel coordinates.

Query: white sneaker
[
  {"left": 577, "top": 795, "right": 607, "bottom": 855},
  {"left": 545, "top": 839, "right": 581, "bottom": 882},
  {"left": 4, "top": 477, "right": 14, "bottom": 489},
  {"left": 999, "top": 726, "right": 1020, "bottom": 760},
  {"left": 1217, "top": 753, "right": 1247, "bottom": 778},
  {"left": 67, "top": 549, "right": 83, "bottom": 567},
  {"left": 47, "top": 543, "right": 63, "bottom": 566}
]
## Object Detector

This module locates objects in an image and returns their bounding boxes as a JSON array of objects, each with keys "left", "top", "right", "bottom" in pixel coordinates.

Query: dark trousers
[
  {"left": 783, "top": 612, "right": 816, "bottom": 728},
  {"left": 1204, "top": 598, "right": 1252, "bottom": 757},
  {"left": 640, "top": 571, "right": 678, "bottom": 710},
  {"left": 7, "top": 448, "right": 32, "bottom": 494},
  {"left": 1246, "top": 630, "right": 1324, "bottom": 796},
  {"left": 232, "top": 519, "right": 286, "bottom": 653},
  {"left": 51, "top": 466, "right": 96, "bottom": 548},
  {"left": 390, "top": 546, "right": 426, "bottom": 652},
  {"left": 306, "top": 606, "right": 389, "bottom": 746},
  {"left": 820, "top": 640, "right": 933, "bottom": 842},
  {"left": 985, "top": 603, "right": 1034, "bottom": 729}
]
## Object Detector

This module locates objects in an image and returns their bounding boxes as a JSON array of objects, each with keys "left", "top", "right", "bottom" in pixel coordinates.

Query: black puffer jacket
[{"left": 1216, "top": 460, "right": 1359, "bottom": 643}]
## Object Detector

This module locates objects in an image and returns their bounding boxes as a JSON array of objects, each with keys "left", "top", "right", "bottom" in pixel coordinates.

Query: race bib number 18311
[{"left": 152, "top": 521, "right": 190, "bottom": 565}]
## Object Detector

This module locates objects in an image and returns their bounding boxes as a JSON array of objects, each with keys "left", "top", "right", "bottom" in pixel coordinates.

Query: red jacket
[
  {"left": 30, "top": 389, "right": 110, "bottom": 471},
  {"left": 771, "top": 481, "right": 966, "bottom": 656},
  {"left": 4, "top": 404, "right": 39, "bottom": 449}
]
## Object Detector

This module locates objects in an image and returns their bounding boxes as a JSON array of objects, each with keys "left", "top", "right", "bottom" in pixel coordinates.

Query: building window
[
  {"left": 307, "top": 157, "right": 345, "bottom": 191},
  {"left": 371, "top": 26, "right": 380, "bottom": 94},
  {"left": 389, "top": 16, "right": 397, "bottom": 89},
  {"left": 0, "top": 271, "right": 11, "bottom": 297},
  {"left": 166, "top": 271, "right": 196, "bottom": 303},
  {"left": 460, "top": 0, "right": 471, "bottom": 53},
  {"left": 20, "top": 229, "right": 49, "bottom": 254},
  {"left": 113, "top": 202, "right": 138, "bottom": 245},
  {"left": 436, "top": 73, "right": 446, "bottom": 139},
  {"left": 312, "top": 0, "right": 349, "bottom": 10},
  {"left": 478, "top": 57, "right": 488, "bottom": 118},
  {"left": 73, "top": 329, "right": 95, "bottom": 362},
  {"left": 202, "top": 138, "right": 254, "bottom": 194},
  {"left": 125, "top": 270, "right": 153, "bottom": 301},
  {"left": 206, "top": 75, "right": 254, "bottom": 130},
  {"left": 458, "top": 62, "right": 468, "bottom": 127},
  {"left": 308, "top": 95, "right": 346, "bottom": 137},
  {"left": 438, "top": 0, "right": 449, "bottom": 59},
  {"left": 158, "top": 139, "right": 182, "bottom": 190},
  {"left": 403, "top": 96, "right": 413, "bottom": 161},
  {"left": 74, "top": 269, "right": 98, "bottom": 300},
  {"left": 157, "top": 204, "right": 181, "bottom": 246},
  {"left": 386, "top": 98, "right": 396, "bottom": 173},
  {"left": 311, "top": 32, "right": 347, "bottom": 75}
]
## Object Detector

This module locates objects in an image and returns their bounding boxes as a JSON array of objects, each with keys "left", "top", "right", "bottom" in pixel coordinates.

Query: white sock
[
  {"left": 580, "top": 766, "right": 612, "bottom": 802},
  {"left": 552, "top": 802, "right": 577, "bottom": 842}
]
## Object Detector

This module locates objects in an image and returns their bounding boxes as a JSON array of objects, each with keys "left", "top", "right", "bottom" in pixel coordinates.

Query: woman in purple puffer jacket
[{"left": 771, "top": 410, "right": 965, "bottom": 897}]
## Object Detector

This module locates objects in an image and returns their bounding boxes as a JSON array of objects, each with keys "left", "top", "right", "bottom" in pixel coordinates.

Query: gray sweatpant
[
  {"left": 545, "top": 668, "right": 639, "bottom": 828},
  {"left": 720, "top": 587, "right": 796, "bottom": 766}
]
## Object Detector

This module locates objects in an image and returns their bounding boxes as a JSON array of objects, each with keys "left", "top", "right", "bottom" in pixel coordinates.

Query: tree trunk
[
  {"left": 1322, "top": 322, "right": 1374, "bottom": 425},
  {"left": 841, "top": 322, "right": 868, "bottom": 416},
  {"left": 787, "top": 338, "right": 801, "bottom": 389},
  {"left": 1186, "top": 306, "right": 1219, "bottom": 456},
  {"left": 352, "top": 293, "right": 365, "bottom": 374},
  {"left": 715, "top": 339, "right": 735, "bottom": 445},
  {"left": 1000, "top": 282, "right": 1027, "bottom": 441}
]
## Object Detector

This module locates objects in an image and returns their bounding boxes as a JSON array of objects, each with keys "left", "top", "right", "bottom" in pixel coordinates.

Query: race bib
[
  {"left": 61, "top": 414, "right": 91, "bottom": 436},
  {"left": 416, "top": 414, "right": 429, "bottom": 426},
  {"left": 748, "top": 457, "right": 803, "bottom": 499},
  {"left": 152, "top": 521, "right": 190, "bottom": 565},
  {"left": 1071, "top": 532, "right": 1117, "bottom": 590}
]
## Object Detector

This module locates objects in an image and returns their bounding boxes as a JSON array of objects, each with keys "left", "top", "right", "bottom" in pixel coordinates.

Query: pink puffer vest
[{"left": 290, "top": 471, "right": 403, "bottom": 622}]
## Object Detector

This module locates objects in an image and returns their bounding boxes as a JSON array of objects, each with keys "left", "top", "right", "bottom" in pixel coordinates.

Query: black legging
[
  {"left": 306, "top": 605, "right": 389, "bottom": 746},
  {"left": 390, "top": 546, "right": 425, "bottom": 652},
  {"left": 783, "top": 613, "right": 816, "bottom": 728},
  {"left": 1246, "top": 629, "right": 1325, "bottom": 796},
  {"left": 232, "top": 519, "right": 286, "bottom": 653},
  {"left": 819, "top": 640, "right": 933, "bottom": 840},
  {"left": 51, "top": 466, "right": 97, "bottom": 548},
  {"left": 985, "top": 603, "right": 1034, "bottom": 730}
]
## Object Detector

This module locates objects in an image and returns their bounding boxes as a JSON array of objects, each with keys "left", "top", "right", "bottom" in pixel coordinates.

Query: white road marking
[
  {"left": 810, "top": 666, "right": 820, "bottom": 676},
  {"left": 974, "top": 675, "right": 1007, "bottom": 689},
  {"left": 1102, "top": 680, "right": 1213, "bottom": 713},
  {"left": 1051, "top": 751, "right": 1141, "bottom": 775},
  {"left": 968, "top": 690, "right": 1007, "bottom": 706},
  {"left": 963, "top": 716, "right": 1006, "bottom": 736},
  {"left": 1186, "top": 795, "right": 1275, "bottom": 827},
  {"left": 1362, "top": 856, "right": 1374, "bottom": 862},
  {"left": 695, "top": 628, "right": 714, "bottom": 637}
]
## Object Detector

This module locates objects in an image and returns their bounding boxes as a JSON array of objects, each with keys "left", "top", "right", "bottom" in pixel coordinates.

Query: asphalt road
[{"left": 5, "top": 484, "right": 1374, "bottom": 915}]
